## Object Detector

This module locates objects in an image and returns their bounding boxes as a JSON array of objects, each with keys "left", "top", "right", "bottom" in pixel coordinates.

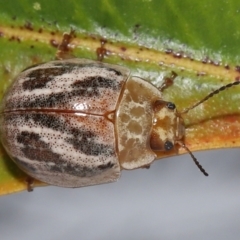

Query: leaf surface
[{"left": 0, "top": 0, "right": 240, "bottom": 195}]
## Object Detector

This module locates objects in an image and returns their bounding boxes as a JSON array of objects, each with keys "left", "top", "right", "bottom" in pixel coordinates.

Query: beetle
[{"left": 0, "top": 32, "right": 239, "bottom": 189}]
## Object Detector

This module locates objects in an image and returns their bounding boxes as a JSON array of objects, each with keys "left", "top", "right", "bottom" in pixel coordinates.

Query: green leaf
[{"left": 0, "top": 0, "right": 240, "bottom": 195}]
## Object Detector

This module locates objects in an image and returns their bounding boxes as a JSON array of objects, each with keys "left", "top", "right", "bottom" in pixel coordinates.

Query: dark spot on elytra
[
  {"left": 23, "top": 67, "right": 67, "bottom": 90},
  {"left": 98, "top": 161, "right": 114, "bottom": 170},
  {"left": 72, "top": 76, "right": 121, "bottom": 92},
  {"left": 15, "top": 129, "right": 114, "bottom": 177},
  {"left": 15, "top": 76, "right": 122, "bottom": 110},
  {"left": 49, "top": 162, "right": 113, "bottom": 178},
  {"left": 18, "top": 113, "right": 115, "bottom": 157},
  {"left": 17, "top": 131, "right": 63, "bottom": 164},
  {"left": 19, "top": 89, "right": 88, "bottom": 109},
  {"left": 66, "top": 134, "right": 114, "bottom": 157},
  {"left": 6, "top": 61, "right": 124, "bottom": 110},
  {"left": 22, "top": 147, "right": 60, "bottom": 163},
  {"left": 17, "top": 131, "right": 48, "bottom": 149},
  {"left": 22, "top": 62, "right": 122, "bottom": 92},
  {"left": 29, "top": 113, "right": 63, "bottom": 131}
]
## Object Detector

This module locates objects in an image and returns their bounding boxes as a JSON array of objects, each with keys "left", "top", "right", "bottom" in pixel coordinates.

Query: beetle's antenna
[
  {"left": 176, "top": 141, "right": 209, "bottom": 176},
  {"left": 180, "top": 81, "right": 240, "bottom": 115}
]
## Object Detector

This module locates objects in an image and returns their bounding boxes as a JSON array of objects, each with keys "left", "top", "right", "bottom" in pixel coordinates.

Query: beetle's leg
[
  {"left": 56, "top": 29, "right": 76, "bottom": 60},
  {"left": 96, "top": 39, "right": 108, "bottom": 61},
  {"left": 26, "top": 176, "right": 34, "bottom": 192},
  {"left": 158, "top": 71, "right": 177, "bottom": 92},
  {"left": 141, "top": 164, "right": 151, "bottom": 169}
]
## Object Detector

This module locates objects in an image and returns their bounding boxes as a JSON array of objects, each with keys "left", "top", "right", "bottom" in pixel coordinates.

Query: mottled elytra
[{"left": 0, "top": 31, "right": 239, "bottom": 189}]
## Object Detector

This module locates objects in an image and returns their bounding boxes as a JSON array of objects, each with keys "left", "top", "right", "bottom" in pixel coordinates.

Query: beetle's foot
[
  {"left": 26, "top": 176, "right": 34, "bottom": 192},
  {"left": 142, "top": 164, "right": 151, "bottom": 169}
]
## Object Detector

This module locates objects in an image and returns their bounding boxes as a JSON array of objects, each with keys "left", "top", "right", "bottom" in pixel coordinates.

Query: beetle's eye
[
  {"left": 166, "top": 102, "right": 176, "bottom": 110},
  {"left": 164, "top": 140, "right": 174, "bottom": 151}
]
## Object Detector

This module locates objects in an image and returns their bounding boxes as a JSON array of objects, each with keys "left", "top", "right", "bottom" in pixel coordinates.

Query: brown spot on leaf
[
  {"left": 24, "top": 21, "right": 33, "bottom": 31},
  {"left": 235, "top": 65, "right": 240, "bottom": 73}
]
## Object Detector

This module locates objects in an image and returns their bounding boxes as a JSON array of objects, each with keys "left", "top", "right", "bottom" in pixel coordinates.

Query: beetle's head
[
  {"left": 150, "top": 100, "right": 184, "bottom": 153},
  {"left": 150, "top": 99, "right": 208, "bottom": 176},
  {"left": 149, "top": 78, "right": 240, "bottom": 177}
]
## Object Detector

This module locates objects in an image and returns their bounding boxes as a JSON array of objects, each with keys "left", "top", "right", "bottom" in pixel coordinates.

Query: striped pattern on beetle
[
  {"left": 0, "top": 58, "right": 183, "bottom": 187},
  {"left": 1, "top": 32, "right": 240, "bottom": 188}
]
